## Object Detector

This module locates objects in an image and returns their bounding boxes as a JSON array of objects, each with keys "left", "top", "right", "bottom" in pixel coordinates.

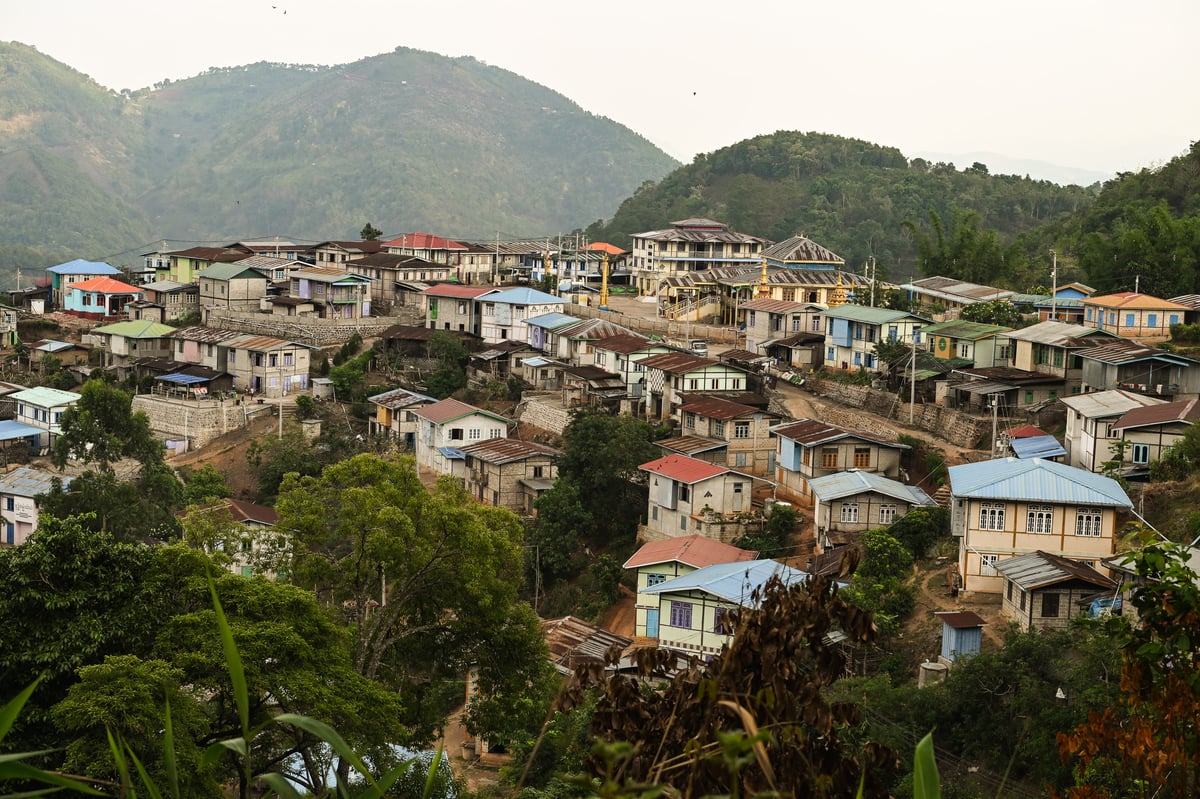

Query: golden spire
[
  {"left": 599, "top": 252, "right": 610, "bottom": 310},
  {"left": 828, "top": 270, "right": 848, "bottom": 306},
  {"left": 756, "top": 256, "right": 770, "bottom": 299}
]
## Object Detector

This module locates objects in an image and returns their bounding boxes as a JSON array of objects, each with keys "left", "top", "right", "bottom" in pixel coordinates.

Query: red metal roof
[
  {"left": 383, "top": 232, "right": 468, "bottom": 251},
  {"left": 772, "top": 418, "right": 906, "bottom": 449},
  {"left": 677, "top": 396, "right": 765, "bottom": 420},
  {"left": 412, "top": 398, "right": 510, "bottom": 425},
  {"left": 623, "top": 534, "right": 757, "bottom": 569},
  {"left": 639, "top": 453, "right": 731, "bottom": 483},
  {"left": 70, "top": 276, "right": 140, "bottom": 293},
  {"left": 1006, "top": 424, "right": 1048, "bottom": 439},
  {"left": 581, "top": 242, "right": 626, "bottom": 255}
]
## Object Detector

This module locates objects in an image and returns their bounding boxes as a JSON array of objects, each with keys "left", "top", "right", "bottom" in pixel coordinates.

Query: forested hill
[
  {"left": 0, "top": 42, "right": 679, "bottom": 273},
  {"left": 585, "top": 131, "right": 1099, "bottom": 289}
]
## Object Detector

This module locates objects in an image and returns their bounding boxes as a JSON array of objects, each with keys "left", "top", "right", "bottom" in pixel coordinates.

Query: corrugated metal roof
[
  {"left": 1083, "top": 292, "right": 1190, "bottom": 311},
  {"left": 47, "top": 259, "right": 121, "bottom": 275},
  {"left": 761, "top": 235, "right": 845, "bottom": 264},
  {"left": 367, "top": 387, "right": 437, "bottom": 410},
  {"left": 525, "top": 312, "right": 580, "bottom": 330},
  {"left": 677, "top": 396, "right": 764, "bottom": 420},
  {"left": 1010, "top": 435, "right": 1067, "bottom": 460},
  {"left": 540, "top": 616, "right": 632, "bottom": 673},
  {"left": 1075, "top": 338, "right": 1200, "bottom": 366},
  {"left": 486, "top": 287, "right": 563, "bottom": 305},
  {"left": 808, "top": 470, "right": 936, "bottom": 506},
  {"left": 421, "top": 284, "right": 496, "bottom": 299},
  {"left": 1059, "top": 389, "right": 1164, "bottom": 420},
  {"left": 641, "top": 559, "right": 809, "bottom": 606},
  {"left": 0, "top": 420, "right": 44, "bottom": 442},
  {"left": 459, "top": 437, "right": 560, "bottom": 463},
  {"left": 200, "top": 263, "right": 269, "bottom": 281},
  {"left": 11, "top": 387, "right": 81, "bottom": 407},
  {"left": 382, "top": 232, "right": 468, "bottom": 251},
  {"left": 592, "top": 334, "right": 657, "bottom": 354},
  {"left": 637, "top": 351, "right": 718, "bottom": 373},
  {"left": 656, "top": 435, "right": 729, "bottom": 456},
  {"left": 91, "top": 320, "right": 176, "bottom": 338},
  {"left": 623, "top": 534, "right": 758, "bottom": 569},
  {"left": 170, "top": 326, "right": 242, "bottom": 344},
  {"left": 820, "top": 305, "right": 925, "bottom": 324},
  {"left": 70, "top": 276, "right": 140, "bottom": 293},
  {"left": 556, "top": 318, "right": 636, "bottom": 340},
  {"left": 412, "top": 398, "right": 511, "bottom": 425},
  {"left": 994, "top": 550, "right": 1117, "bottom": 591},
  {"left": 1004, "top": 320, "right": 1113, "bottom": 345},
  {"left": 771, "top": 418, "right": 907, "bottom": 449},
  {"left": 221, "top": 334, "right": 300, "bottom": 352},
  {"left": 949, "top": 458, "right": 1132, "bottom": 507},
  {"left": 902, "top": 276, "right": 1015, "bottom": 303},
  {"left": 0, "top": 466, "right": 69, "bottom": 497},
  {"left": 921, "top": 320, "right": 1012, "bottom": 339},
  {"left": 740, "top": 298, "right": 811, "bottom": 314},
  {"left": 934, "top": 610, "right": 987, "bottom": 629},
  {"left": 640, "top": 453, "right": 735, "bottom": 484},
  {"left": 1112, "top": 398, "right": 1200, "bottom": 430}
]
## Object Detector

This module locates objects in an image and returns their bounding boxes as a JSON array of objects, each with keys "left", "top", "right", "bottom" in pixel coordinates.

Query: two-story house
[
  {"left": 411, "top": 398, "right": 511, "bottom": 475},
  {"left": 307, "top": 239, "right": 385, "bottom": 268},
  {"left": 87, "top": 320, "right": 176, "bottom": 369},
  {"left": 540, "top": 318, "right": 637, "bottom": 365},
  {"left": 46, "top": 259, "right": 123, "bottom": 310},
  {"left": 170, "top": 327, "right": 240, "bottom": 373},
  {"left": 422, "top": 284, "right": 496, "bottom": 336},
  {"left": 11, "top": 387, "right": 81, "bottom": 450},
  {"left": 1111, "top": 398, "right": 1200, "bottom": 474},
  {"left": 63, "top": 276, "right": 141, "bottom": 321},
  {"left": 129, "top": 280, "right": 200, "bottom": 323},
  {"left": 637, "top": 352, "right": 753, "bottom": 422},
  {"left": 1006, "top": 320, "right": 1116, "bottom": 395},
  {"left": 639, "top": 453, "right": 755, "bottom": 543},
  {"left": 898, "top": 276, "right": 1014, "bottom": 316},
  {"left": 221, "top": 335, "right": 312, "bottom": 397},
  {"left": 658, "top": 396, "right": 781, "bottom": 475},
  {"left": 160, "top": 246, "right": 251, "bottom": 284},
  {"left": 366, "top": 387, "right": 437, "bottom": 447},
  {"left": 479, "top": 288, "right": 564, "bottom": 344},
  {"left": 740, "top": 298, "right": 827, "bottom": 353},
  {"left": 0, "top": 466, "right": 68, "bottom": 546},
  {"left": 591, "top": 334, "right": 671, "bottom": 401},
  {"left": 525, "top": 312, "right": 580, "bottom": 353},
  {"left": 458, "top": 437, "right": 560, "bottom": 514},
  {"left": 1075, "top": 338, "right": 1200, "bottom": 398},
  {"left": 821, "top": 305, "right": 929, "bottom": 372},
  {"left": 383, "top": 232, "right": 468, "bottom": 266},
  {"left": 623, "top": 535, "right": 757, "bottom": 639},
  {"left": 1082, "top": 292, "right": 1190, "bottom": 342},
  {"left": 922, "top": 320, "right": 1013, "bottom": 368},
  {"left": 198, "top": 264, "right": 271, "bottom": 311},
  {"left": 289, "top": 267, "right": 372, "bottom": 319},
  {"left": 772, "top": 418, "right": 909, "bottom": 499},
  {"left": 949, "top": 458, "right": 1132, "bottom": 594},
  {"left": 808, "top": 470, "right": 937, "bottom": 553},
  {"left": 348, "top": 253, "right": 451, "bottom": 311},
  {"left": 629, "top": 218, "right": 768, "bottom": 298},
  {"left": 1060, "top": 389, "right": 1165, "bottom": 472}
]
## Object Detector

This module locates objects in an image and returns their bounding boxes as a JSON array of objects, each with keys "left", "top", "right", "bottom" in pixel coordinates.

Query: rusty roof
[
  {"left": 771, "top": 418, "right": 906, "bottom": 449},
  {"left": 540, "top": 616, "right": 632, "bottom": 672},
  {"left": 169, "top": 326, "right": 242, "bottom": 344},
  {"left": 412, "top": 398, "right": 511, "bottom": 425},
  {"left": 1075, "top": 338, "right": 1200, "bottom": 365},
  {"left": 655, "top": 435, "right": 729, "bottom": 456},
  {"left": 460, "top": 437, "right": 560, "bottom": 463},
  {"left": 678, "top": 396, "right": 767, "bottom": 420},
  {"left": 934, "top": 610, "right": 988, "bottom": 629},
  {"left": 221, "top": 334, "right": 301, "bottom": 352},
  {"left": 1112, "top": 398, "right": 1200, "bottom": 430},
  {"left": 592, "top": 333, "right": 656, "bottom": 354},
  {"left": 623, "top": 534, "right": 757, "bottom": 569},
  {"left": 994, "top": 550, "right": 1117, "bottom": 591},
  {"left": 740, "top": 298, "right": 813, "bottom": 313},
  {"left": 637, "top": 351, "right": 719, "bottom": 374}
]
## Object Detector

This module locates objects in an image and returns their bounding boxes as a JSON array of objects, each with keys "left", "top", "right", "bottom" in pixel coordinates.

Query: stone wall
[
  {"left": 517, "top": 393, "right": 572, "bottom": 436},
  {"left": 564, "top": 302, "right": 737, "bottom": 344},
  {"left": 133, "top": 395, "right": 256, "bottom": 451},
  {"left": 202, "top": 309, "right": 417, "bottom": 347},
  {"left": 809, "top": 378, "right": 991, "bottom": 448}
]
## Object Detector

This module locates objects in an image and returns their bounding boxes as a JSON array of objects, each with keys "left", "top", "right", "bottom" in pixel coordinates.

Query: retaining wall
[
  {"left": 133, "top": 395, "right": 256, "bottom": 451},
  {"left": 809, "top": 378, "right": 991, "bottom": 448},
  {"left": 517, "top": 394, "right": 572, "bottom": 436},
  {"left": 201, "top": 309, "right": 418, "bottom": 347}
]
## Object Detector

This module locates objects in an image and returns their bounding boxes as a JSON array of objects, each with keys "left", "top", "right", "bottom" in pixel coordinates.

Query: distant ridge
[{"left": 913, "top": 151, "right": 1112, "bottom": 187}]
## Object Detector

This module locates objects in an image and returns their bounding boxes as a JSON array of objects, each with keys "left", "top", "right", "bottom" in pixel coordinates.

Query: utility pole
[
  {"left": 909, "top": 323, "right": 917, "bottom": 424},
  {"left": 1049, "top": 249, "right": 1057, "bottom": 321},
  {"left": 990, "top": 396, "right": 1000, "bottom": 458}
]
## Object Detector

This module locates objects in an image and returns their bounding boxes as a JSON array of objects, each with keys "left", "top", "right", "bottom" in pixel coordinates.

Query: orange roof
[
  {"left": 70, "top": 276, "right": 140, "bottom": 293},
  {"left": 639, "top": 453, "right": 733, "bottom": 483},
  {"left": 582, "top": 242, "right": 626, "bottom": 256},
  {"left": 1082, "top": 292, "right": 1190, "bottom": 311},
  {"left": 623, "top": 534, "right": 757, "bottom": 569},
  {"left": 383, "top": 232, "right": 468, "bottom": 251}
]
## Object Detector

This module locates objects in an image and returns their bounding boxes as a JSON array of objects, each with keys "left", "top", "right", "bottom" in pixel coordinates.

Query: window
[
  {"left": 647, "top": 573, "right": 667, "bottom": 587},
  {"left": 489, "top": 429, "right": 502, "bottom": 438},
  {"left": 713, "top": 607, "right": 732, "bottom": 633},
  {"left": 1125, "top": 313, "right": 1135, "bottom": 328},
  {"left": 1041, "top": 593, "right": 1060, "bottom": 617},
  {"left": 879, "top": 504, "right": 897, "bottom": 525},
  {"left": 651, "top": 505, "right": 658, "bottom": 520},
  {"left": 997, "top": 344, "right": 1011, "bottom": 360},
  {"left": 853, "top": 448, "right": 870, "bottom": 468},
  {"left": 1019, "top": 588, "right": 1027, "bottom": 610},
  {"left": 1147, "top": 313, "right": 1158, "bottom": 328},
  {"left": 782, "top": 288, "right": 795, "bottom": 301},
  {"left": 1075, "top": 508, "right": 1103, "bottom": 537},
  {"left": 688, "top": 378, "right": 700, "bottom": 391},
  {"left": 979, "top": 503, "right": 1006, "bottom": 531},
  {"left": 747, "top": 311, "right": 756, "bottom": 326},
  {"left": 734, "top": 421, "right": 750, "bottom": 439},
  {"left": 533, "top": 466, "right": 544, "bottom": 478},
  {"left": 4, "top": 497, "right": 12, "bottom": 511},
  {"left": 960, "top": 344, "right": 971, "bottom": 358},
  {"left": 710, "top": 378, "right": 720, "bottom": 390},
  {"left": 735, "top": 452, "right": 747, "bottom": 467},
  {"left": 980, "top": 554, "right": 999, "bottom": 576},
  {"left": 670, "top": 601, "right": 693, "bottom": 628},
  {"left": 680, "top": 515, "right": 687, "bottom": 531},
  {"left": 1027, "top": 505, "right": 1054, "bottom": 534},
  {"left": 821, "top": 448, "right": 838, "bottom": 469},
  {"left": 1006, "top": 581, "right": 1013, "bottom": 601},
  {"left": 268, "top": 354, "right": 278, "bottom": 367},
  {"left": 685, "top": 412, "right": 696, "bottom": 429},
  {"left": 468, "top": 428, "right": 481, "bottom": 440},
  {"left": 1025, "top": 391, "right": 1035, "bottom": 404},
  {"left": 840, "top": 503, "right": 859, "bottom": 523},
  {"left": 449, "top": 428, "right": 464, "bottom": 440},
  {"left": 679, "top": 484, "right": 690, "bottom": 503},
  {"left": 887, "top": 325, "right": 899, "bottom": 342},
  {"left": 713, "top": 420, "right": 725, "bottom": 437},
  {"left": 826, "top": 346, "right": 835, "bottom": 362},
  {"left": 1131, "top": 443, "right": 1150, "bottom": 464}
]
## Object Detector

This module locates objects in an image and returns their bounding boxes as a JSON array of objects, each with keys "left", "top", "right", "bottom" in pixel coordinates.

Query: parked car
[{"left": 689, "top": 340, "right": 708, "bottom": 356}]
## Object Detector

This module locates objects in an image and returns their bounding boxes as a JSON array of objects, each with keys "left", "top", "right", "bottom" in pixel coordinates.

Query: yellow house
[{"left": 1081, "top": 292, "right": 1190, "bottom": 342}]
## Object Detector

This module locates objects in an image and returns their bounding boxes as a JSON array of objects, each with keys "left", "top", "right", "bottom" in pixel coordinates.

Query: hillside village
[{"left": 4, "top": 216, "right": 1200, "bottom": 795}]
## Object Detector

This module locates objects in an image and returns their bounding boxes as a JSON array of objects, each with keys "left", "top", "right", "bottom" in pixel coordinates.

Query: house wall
[
  {"left": 132, "top": 395, "right": 251, "bottom": 450},
  {"left": 1000, "top": 582, "right": 1100, "bottom": 632},
  {"left": 415, "top": 413, "right": 509, "bottom": 474},
  {"left": 425, "top": 297, "right": 481, "bottom": 335},
  {"left": 0, "top": 492, "right": 41, "bottom": 546},
  {"left": 1085, "top": 305, "right": 1182, "bottom": 341},
  {"left": 224, "top": 346, "right": 312, "bottom": 398},
  {"left": 643, "top": 472, "right": 752, "bottom": 541},
  {"left": 813, "top": 490, "right": 919, "bottom": 551},
  {"left": 199, "top": 277, "right": 266, "bottom": 310},
  {"left": 632, "top": 562, "right": 699, "bottom": 637},
  {"left": 683, "top": 412, "right": 777, "bottom": 474},
  {"left": 466, "top": 456, "right": 556, "bottom": 511},
  {"left": 823, "top": 318, "right": 923, "bottom": 373},
  {"left": 1119, "top": 422, "right": 1191, "bottom": 470},
  {"left": 1064, "top": 409, "right": 1123, "bottom": 472},
  {"left": 649, "top": 588, "right": 737, "bottom": 657}
]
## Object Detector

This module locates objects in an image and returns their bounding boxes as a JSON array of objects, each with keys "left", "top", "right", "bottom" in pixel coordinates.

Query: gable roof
[
  {"left": 540, "top": 616, "right": 632, "bottom": 673},
  {"left": 921, "top": 319, "right": 1013, "bottom": 340},
  {"left": 678, "top": 396, "right": 770, "bottom": 420},
  {"left": 1074, "top": 338, "right": 1200, "bottom": 366},
  {"left": 639, "top": 453, "right": 736, "bottom": 484},
  {"left": 1059, "top": 389, "right": 1164, "bottom": 420},
  {"left": 200, "top": 263, "right": 270, "bottom": 282},
  {"left": 69, "top": 276, "right": 140, "bottom": 293},
  {"left": 592, "top": 334, "right": 656, "bottom": 354},
  {"left": 170, "top": 326, "right": 241, "bottom": 344},
  {"left": 808, "top": 470, "right": 936, "bottom": 506},
  {"left": 90, "top": 320, "right": 175, "bottom": 339},
  {"left": 1082, "top": 292, "right": 1190, "bottom": 311},
  {"left": 47, "top": 259, "right": 122, "bottom": 276},
  {"left": 383, "top": 232, "right": 468, "bottom": 251},
  {"left": 485, "top": 287, "right": 563, "bottom": 306},
  {"left": 1004, "top": 320, "right": 1116, "bottom": 345},
  {"left": 459, "top": 437, "right": 560, "bottom": 463},
  {"left": 761, "top": 235, "right": 845, "bottom": 265},
  {"left": 771, "top": 418, "right": 908, "bottom": 449},
  {"left": 949, "top": 457, "right": 1132, "bottom": 507},
  {"left": 421, "top": 284, "right": 496, "bottom": 299},
  {"left": 820, "top": 305, "right": 924, "bottom": 325},
  {"left": 1112, "top": 398, "right": 1200, "bottom": 431},
  {"left": 902, "top": 275, "right": 1015, "bottom": 303},
  {"left": 1009, "top": 435, "right": 1067, "bottom": 460},
  {"left": 411, "top": 398, "right": 511, "bottom": 425},
  {"left": 11, "top": 386, "right": 81, "bottom": 406},
  {"left": 934, "top": 610, "right": 988, "bottom": 629},
  {"left": 994, "top": 550, "right": 1117, "bottom": 591},
  {"left": 637, "top": 351, "right": 720, "bottom": 374},
  {"left": 367, "top": 387, "right": 437, "bottom": 410},
  {"left": 641, "top": 559, "right": 809, "bottom": 606},
  {"left": 525, "top": 312, "right": 580, "bottom": 330},
  {"left": 221, "top": 334, "right": 303, "bottom": 352},
  {"left": 740, "top": 298, "right": 813, "bottom": 314},
  {"left": 0, "top": 466, "right": 70, "bottom": 498},
  {"left": 623, "top": 534, "right": 758, "bottom": 570}
]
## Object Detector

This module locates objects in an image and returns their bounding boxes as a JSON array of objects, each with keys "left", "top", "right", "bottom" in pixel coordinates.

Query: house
[
  {"left": 1082, "top": 292, "right": 1190, "bottom": 341},
  {"left": 1111, "top": 398, "right": 1200, "bottom": 474},
  {"left": 898, "top": 276, "right": 1014, "bottom": 316},
  {"left": 289, "top": 267, "right": 372, "bottom": 319},
  {"left": 560, "top": 365, "right": 627, "bottom": 410},
  {"left": 225, "top": 240, "right": 302, "bottom": 260},
  {"left": 197, "top": 263, "right": 271, "bottom": 311},
  {"left": 629, "top": 218, "right": 768, "bottom": 298},
  {"left": 638, "top": 453, "right": 756, "bottom": 543},
  {"left": 623, "top": 535, "right": 758, "bottom": 639},
  {"left": 221, "top": 335, "right": 312, "bottom": 397},
  {"left": 1060, "top": 390, "right": 1165, "bottom": 472},
  {"left": 182, "top": 498, "right": 283, "bottom": 578},
  {"left": 422, "top": 284, "right": 496, "bottom": 336},
  {"left": 86, "top": 320, "right": 176, "bottom": 368},
  {"left": 0, "top": 466, "right": 69, "bottom": 546},
  {"left": 636, "top": 351, "right": 753, "bottom": 422},
  {"left": 347, "top": 252, "right": 451, "bottom": 311},
  {"left": 543, "top": 318, "right": 637, "bottom": 365},
  {"left": 945, "top": 366, "right": 1072, "bottom": 414},
  {"left": 46, "top": 259, "right": 123, "bottom": 310},
  {"left": 366, "top": 387, "right": 437, "bottom": 446},
  {"left": 129, "top": 280, "right": 199, "bottom": 322},
  {"left": 411, "top": 398, "right": 511, "bottom": 475},
  {"left": 383, "top": 231, "right": 468, "bottom": 266},
  {"left": 639, "top": 559, "right": 808, "bottom": 656},
  {"left": 170, "top": 327, "right": 240, "bottom": 373},
  {"left": 11, "top": 387, "right": 81, "bottom": 450},
  {"left": 949, "top": 458, "right": 1132, "bottom": 594},
  {"left": 525, "top": 312, "right": 580, "bottom": 353},
  {"left": 63, "top": 276, "right": 141, "bottom": 321},
  {"left": 740, "top": 298, "right": 827, "bottom": 353},
  {"left": 469, "top": 340, "right": 540, "bottom": 383},
  {"left": 1075, "top": 338, "right": 1200, "bottom": 397},
  {"left": 1005, "top": 320, "right": 1116, "bottom": 394},
  {"left": 1032, "top": 282, "right": 1095, "bottom": 323},
  {"left": 458, "top": 437, "right": 560, "bottom": 514},
  {"left": 307, "top": 239, "right": 385, "bottom": 268},
  {"left": 159, "top": 246, "right": 251, "bottom": 284},
  {"left": 590, "top": 334, "right": 670, "bottom": 401},
  {"left": 28, "top": 339, "right": 89, "bottom": 370},
  {"left": 808, "top": 470, "right": 936, "bottom": 553},
  {"left": 772, "top": 418, "right": 910, "bottom": 499},
  {"left": 820, "top": 305, "right": 929, "bottom": 372},
  {"left": 921, "top": 320, "right": 1013, "bottom": 368},
  {"left": 659, "top": 396, "right": 781, "bottom": 475},
  {"left": 994, "top": 550, "right": 1118, "bottom": 632},
  {"left": 236, "top": 254, "right": 311, "bottom": 287},
  {"left": 479, "top": 287, "right": 564, "bottom": 344}
]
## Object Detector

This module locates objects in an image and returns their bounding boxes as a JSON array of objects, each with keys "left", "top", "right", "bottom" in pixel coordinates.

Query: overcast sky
[{"left": 10, "top": 0, "right": 1200, "bottom": 178}]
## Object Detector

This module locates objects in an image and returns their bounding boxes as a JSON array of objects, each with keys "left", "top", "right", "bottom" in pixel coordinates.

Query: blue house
[{"left": 46, "top": 259, "right": 123, "bottom": 311}]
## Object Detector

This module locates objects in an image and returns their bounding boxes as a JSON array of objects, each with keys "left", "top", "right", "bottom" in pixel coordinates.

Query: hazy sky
[{"left": 9, "top": 0, "right": 1200, "bottom": 176}]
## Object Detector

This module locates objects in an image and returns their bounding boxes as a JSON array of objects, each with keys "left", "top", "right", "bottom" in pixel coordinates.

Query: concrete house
[
  {"left": 1082, "top": 292, "right": 1190, "bottom": 342},
  {"left": 949, "top": 458, "right": 1132, "bottom": 595},
  {"left": 11, "top": 387, "right": 81, "bottom": 450},
  {"left": 348, "top": 253, "right": 451, "bottom": 311},
  {"left": 130, "top": 280, "right": 200, "bottom": 323},
  {"left": 198, "top": 263, "right": 271, "bottom": 311},
  {"left": 458, "top": 437, "right": 561, "bottom": 514},
  {"left": 922, "top": 320, "right": 1013, "bottom": 368},
  {"left": 623, "top": 535, "right": 757, "bottom": 639},
  {"left": 1060, "top": 390, "right": 1165, "bottom": 472},
  {"left": 639, "top": 559, "right": 808, "bottom": 657},
  {"left": 1075, "top": 338, "right": 1200, "bottom": 398},
  {"left": 1111, "top": 398, "right": 1200, "bottom": 474},
  {"left": 383, "top": 231, "right": 468, "bottom": 266},
  {"left": 543, "top": 318, "right": 637, "bottom": 365},
  {"left": 1006, "top": 320, "right": 1116, "bottom": 395},
  {"left": 629, "top": 218, "right": 768, "bottom": 299},
  {"left": 289, "top": 267, "right": 372, "bottom": 319},
  {"left": 525, "top": 312, "right": 580, "bottom": 353},
  {"left": 307, "top": 239, "right": 385, "bottom": 268},
  {"left": 63, "top": 276, "right": 141, "bottom": 321},
  {"left": 46, "top": 259, "right": 123, "bottom": 310},
  {"left": 741, "top": 298, "right": 827, "bottom": 352},
  {"left": 821, "top": 305, "right": 929, "bottom": 372},
  {"left": 638, "top": 453, "right": 755, "bottom": 543},
  {"left": 366, "top": 387, "right": 437, "bottom": 447},
  {"left": 237, "top": 255, "right": 311, "bottom": 287},
  {"left": 422, "top": 284, "right": 496, "bottom": 335},
  {"left": 994, "top": 550, "right": 1119, "bottom": 632},
  {"left": 772, "top": 418, "right": 909, "bottom": 500},
  {"left": 479, "top": 288, "right": 564, "bottom": 344},
  {"left": 591, "top": 334, "right": 671, "bottom": 399},
  {"left": 808, "top": 470, "right": 936, "bottom": 553},
  {"left": 0, "top": 466, "right": 68, "bottom": 546},
  {"left": 87, "top": 320, "right": 176, "bottom": 368},
  {"left": 160, "top": 246, "right": 251, "bottom": 284},
  {"left": 411, "top": 398, "right": 511, "bottom": 475},
  {"left": 170, "top": 327, "right": 240, "bottom": 373},
  {"left": 658, "top": 396, "right": 781, "bottom": 475},
  {"left": 221, "top": 335, "right": 312, "bottom": 397},
  {"left": 637, "top": 351, "right": 753, "bottom": 422}
]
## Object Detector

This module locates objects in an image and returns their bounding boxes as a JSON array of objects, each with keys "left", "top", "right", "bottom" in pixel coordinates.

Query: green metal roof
[
  {"left": 922, "top": 320, "right": 1012, "bottom": 339},
  {"left": 90, "top": 320, "right": 176, "bottom": 338},
  {"left": 819, "top": 304, "right": 926, "bottom": 324},
  {"left": 199, "top": 263, "right": 269, "bottom": 281}
]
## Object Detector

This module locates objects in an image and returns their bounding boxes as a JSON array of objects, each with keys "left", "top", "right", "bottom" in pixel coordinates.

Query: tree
[
  {"left": 52, "top": 379, "right": 164, "bottom": 472},
  {"left": 839, "top": 527, "right": 915, "bottom": 634},
  {"left": 888, "top": 505, "right": 949, "bottom": 560},
  {"left": 183, "top": 463, "right": 231, "bottom": 505},
  {"left": 360, "top": 222, "right": 383, "bottom": 241},
  {"left": 959, "top": 298, "right": 1024, "bottom": 326},
  {"left": 274, "top": 454, "right": 554, "bottom": 748},
  {"left": 425, "top": 331, "right": 470, "bottom": 398},
  {"left": 38, "top": 463, "right": 183, "bottom": 539},
  {"left": 733, "top": 503, "right": 797, "bottom": 556}
]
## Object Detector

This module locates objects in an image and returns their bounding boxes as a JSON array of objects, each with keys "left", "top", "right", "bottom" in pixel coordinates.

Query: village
[{"left": 2, "top": 217, "right": 1199, "bottom": 788}]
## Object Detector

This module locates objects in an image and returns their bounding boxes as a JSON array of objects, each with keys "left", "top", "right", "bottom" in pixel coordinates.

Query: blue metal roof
[
  {"left": 949, "top": 457, "right": 1131, "bottom": 507},
  {"left": 486, "top": 287, "right": 563, "bottom": 306},
  {"left": 0, "top": 420, "right": 45, "bottom": 442},
  {"left": 0, "top": 466, "right": 69, "bottom": 497},
  {"left": 808, "top": 470, "right": 936, "bottom": 506},
  {"left": 1010, "top": 435, "right": 1067, "bottom": 460},
  {"left": 525, "top": 312, "right": 580, "bottom": 329},
  {"left": 157, "top": 373, "right": 210, "bottom": 385},
  {"left": 641, "top": 559, "right": 810, "bottom": 607},
  {"left": 47, "top": 259, "right": 121, "bottom": 275},
  {"left": 437, "top": 447, "right": 466, "bottom": 460}
]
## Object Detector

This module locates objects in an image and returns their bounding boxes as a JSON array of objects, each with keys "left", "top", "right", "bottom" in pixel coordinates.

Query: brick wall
[
  {"left": 133, "top": 395, "right": 255, "bottom": 451},
  {"left": 202, "top": 309, "right": 418, "bottom": 347},
  {"left": 517, "top": 394, "right": 572, "bottom": 436}
]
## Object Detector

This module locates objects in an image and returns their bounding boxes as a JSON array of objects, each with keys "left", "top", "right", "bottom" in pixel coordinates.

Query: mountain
[
  {"left": 0, "top": 42, "right": 680, "bottom": 272},
  {"left": 913, "top": 151, "right": 1113, "bottom": 188}
]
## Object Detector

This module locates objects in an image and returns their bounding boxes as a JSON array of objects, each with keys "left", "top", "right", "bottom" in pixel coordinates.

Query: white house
[
  {"left": 11, "top": 387, "right": 81, "bottom": 450},
  {"left": 638, "top": 453, "right": 755, "bottom": 543},
  {"left": 410, "top": 398, "right": 511, "bottom": 475},
  {"left": 0, "top": 467, "right": 67, "bottom": 546}
]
